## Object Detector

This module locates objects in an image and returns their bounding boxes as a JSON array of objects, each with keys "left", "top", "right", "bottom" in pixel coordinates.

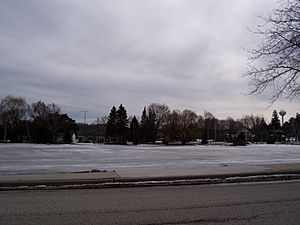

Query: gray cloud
[{"left": 0, "top": 0, "right": 298, "bottom": 122}]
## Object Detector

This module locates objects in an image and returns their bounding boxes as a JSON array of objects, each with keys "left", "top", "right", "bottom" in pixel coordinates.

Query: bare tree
[
  {"left": 0, "top": 102, "right": 8, "bottom": 142},
  {"left": 240, "top": 114, "right": 266, "bottom": 141},
  {"left": 247, "top": 0, "right": 300, "bottom": 101},
  {"left": 0, "top": 95, "right": 29, "bottom": 142},
  {"left": 31, "top": 101, "right": 61, "bottom": 142},
  {"left": 93, "top": 116, "right": 107, "bottom": 136},
  {"left": 240, "top": 115, "right": 264, "bottom": 131},
  {"left": 162, "top": 109, "right": 198, "bottom": 145},
  {"left": 179, "top": 110, "right": 199, "bottom": 145},
  {"left": 0, "top": 95, "right": 28, "bottom": 127},
  {"left": 225, "top": 117, "right": 242, "bottom": 141},
  {"left": 148, "top": 103, "right": 170, "bottom": 129},
  {"left": 203, "top": 111, "right": 216, "bottom": 140}
]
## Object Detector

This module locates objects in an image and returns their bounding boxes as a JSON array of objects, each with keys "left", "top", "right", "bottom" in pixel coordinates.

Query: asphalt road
[{"left": 1, "top": 181, "right": 300, "bottom": 225}]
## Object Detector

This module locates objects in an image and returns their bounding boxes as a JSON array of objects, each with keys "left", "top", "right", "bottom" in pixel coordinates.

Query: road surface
[{"left": 1, "top": 181, "right": 300, "bottom": 225}]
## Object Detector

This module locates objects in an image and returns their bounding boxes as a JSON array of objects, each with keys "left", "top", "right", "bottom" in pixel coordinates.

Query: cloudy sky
[{"left": 0, "top": 0, "right": 298, "bottom": 123}]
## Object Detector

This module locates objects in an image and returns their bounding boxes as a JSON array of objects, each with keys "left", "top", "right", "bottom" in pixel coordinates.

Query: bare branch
[{"left": 247, "top": 0, "right": 300, "bottom": 102}]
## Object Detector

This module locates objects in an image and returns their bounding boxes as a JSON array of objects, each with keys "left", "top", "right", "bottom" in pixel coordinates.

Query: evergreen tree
[
  {"left": 258, "top": 118, "right": 268, "bottom": 142},
  {"left": 139, "top": 107, "right": 157, "bottom": 143},
  {"left": 234, "top": 131, "right": 246, "bottom": 146},
  {"left": 267, "top": 110, "right": 282, "bottom": 143},
  {"left": 58, "top": 114, "right": 78, "bottom": 144},
  {"left": 129, "top": 116, "right": 139, "bottom": 145},
  {"left": 271, "top": 110, "right": 281, "bottom": 130},
  {"left": 147, "top": 108, "right": 157, "bottom": 143},
  {"left": 116, "top": 104, "right": 129, "bottom": 144},
  {"left": 105, "top": 106, "right": 118, "bottom": 138},
  {"left": 140, "top": 107, "right": 148, "bottom": 142}
]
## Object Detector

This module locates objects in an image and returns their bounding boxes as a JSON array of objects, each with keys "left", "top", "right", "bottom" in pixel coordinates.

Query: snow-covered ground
[{"left": 0, "top": 143, "right": 299, "bottom": 174}]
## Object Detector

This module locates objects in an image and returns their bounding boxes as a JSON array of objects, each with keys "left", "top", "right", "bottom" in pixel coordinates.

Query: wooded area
[{"left": 1, "top": 95, "right": 299, "bottom": 145}]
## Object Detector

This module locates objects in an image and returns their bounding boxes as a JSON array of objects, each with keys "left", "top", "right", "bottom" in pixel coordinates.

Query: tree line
[
  {"left": 91, "top": 103, "right": 300, "bottom": 145},
  {"left": 0, "top": 95, "right": 78, "bottom": 143},
  {"left": 2, "top": 95, "right": 299, "bottom": 145}
]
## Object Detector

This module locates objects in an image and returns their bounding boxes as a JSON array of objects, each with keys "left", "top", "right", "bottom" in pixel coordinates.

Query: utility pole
[
  {"left": 3, "top": 116, "right": 7, "bottom": 143},
  {"left": 81, "top": 111, "right": 89, "bottom": 124},
  {"left": 214, "top": 121, "right": 217, "bottom": 141}
]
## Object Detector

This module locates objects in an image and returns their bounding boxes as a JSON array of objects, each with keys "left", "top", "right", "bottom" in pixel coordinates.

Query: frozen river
[{"left": 0, "top": 143, "right": 299, "bottom": 174}]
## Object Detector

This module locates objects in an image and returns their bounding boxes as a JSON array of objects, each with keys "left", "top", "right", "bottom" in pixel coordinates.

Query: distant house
[
  {"left": 105, "top": 136, "right": 120, "bottom": 144},
  {"left": 78, "top": 135, "right": 93, "bottom": 143},
  {"left": 78, "top": 123, "right": 105, "bottom": 143}
]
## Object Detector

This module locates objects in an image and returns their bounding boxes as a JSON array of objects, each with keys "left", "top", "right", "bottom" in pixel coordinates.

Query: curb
[{"left": 1, "top": 171, "right": 300, "bottom": 191}]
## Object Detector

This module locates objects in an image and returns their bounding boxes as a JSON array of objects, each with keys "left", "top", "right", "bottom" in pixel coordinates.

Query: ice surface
[{"left": 0, "top": 143, "right": 299, "bottom": 174}]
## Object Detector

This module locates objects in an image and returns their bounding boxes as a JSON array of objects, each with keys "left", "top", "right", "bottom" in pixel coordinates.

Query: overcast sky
[{"left": 0, "top": 0, "right": 298, "bottom": 123}]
